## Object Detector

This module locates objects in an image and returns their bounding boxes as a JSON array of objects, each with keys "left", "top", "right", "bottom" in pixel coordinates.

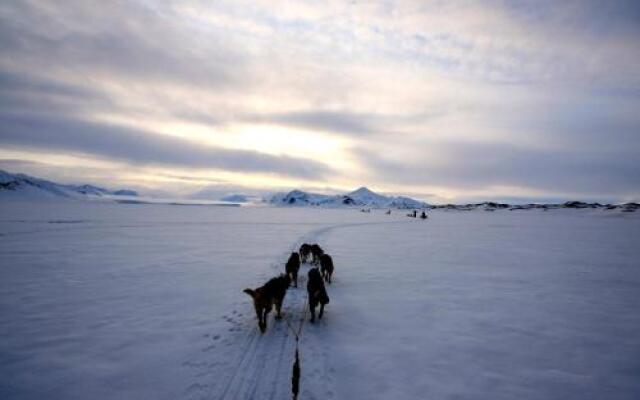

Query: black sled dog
[
  {"left": 307, "top": 268, "right": 329, "bottom": 323},
  {"left": 285, "top": 252, "right": 301, "bottom": 287},
  {"left": 319, "top": 253, "right": 334, "bottom": 284},
  {"left": 299, "top": 243, "right": 312, "bottom": 263},
  {"left": 310, "top": 244, "right": 324, "bottom": 265}
]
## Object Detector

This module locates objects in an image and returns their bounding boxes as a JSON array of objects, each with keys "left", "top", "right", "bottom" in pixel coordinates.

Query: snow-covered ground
[{"left": 1, "top": 202, "right": 639, "bottom": 399}]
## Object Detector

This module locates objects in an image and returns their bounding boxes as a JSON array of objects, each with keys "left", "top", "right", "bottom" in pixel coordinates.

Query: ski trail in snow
[{"left": 187, "top": 218, "right": 412, "bottom": 400}]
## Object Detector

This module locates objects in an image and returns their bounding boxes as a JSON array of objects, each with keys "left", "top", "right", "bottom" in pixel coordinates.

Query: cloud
[
  {"left": 244, "top": 111, "right": 378, "bottom": 136},
  {"left": 0, "top": 112, "right": 330, "bottom": 179},
  {"left": 0, "top": 70, "right": 97, "bottom": 99},
  {"left": 0, "top": 1, "right": 246, "bottom": 90},
  {"left": 0, "top": 70, "right": 113, "bottom": 118},
  {"left": 242, "top": 107, "right": 453, "bottom": 137},
  {"left": 354, "top": 139, "right": 640, "bottom": 199}
]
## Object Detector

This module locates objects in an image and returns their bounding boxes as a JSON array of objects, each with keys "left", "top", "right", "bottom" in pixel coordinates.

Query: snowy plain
[{"left": 1, "top": 201, "right": 639, "bottom": 400}]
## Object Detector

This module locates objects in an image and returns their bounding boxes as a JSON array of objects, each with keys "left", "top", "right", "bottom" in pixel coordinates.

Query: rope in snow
[
  {"left": 283, "top": 295, "right": 307, "bottom": 341},
  {"left": 283, "top": 294, "right": 308, "bottom": 400},
  {"left": 291, "top": 348, "right": 300, "bottom": 400}
]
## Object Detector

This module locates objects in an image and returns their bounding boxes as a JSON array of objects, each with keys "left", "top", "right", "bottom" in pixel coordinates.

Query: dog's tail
[{"left": 243, "top": 288, "right": 256, "bottom": 298}]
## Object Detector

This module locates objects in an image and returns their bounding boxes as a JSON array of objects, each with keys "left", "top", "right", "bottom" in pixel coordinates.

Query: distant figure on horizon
[
  {"left": 420, "top": 211, "right": 428, "bottom": 219},
  {"left": 386, "top": 209, "right": 391, "bottom": 215}
]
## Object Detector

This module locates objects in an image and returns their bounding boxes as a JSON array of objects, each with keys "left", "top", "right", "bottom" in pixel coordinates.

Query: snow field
[
  {"left": 320, "top": 211, "right": 640, "bottom": 399},
  {"left": 1, "top": 202, "right": 639, "bottom": 399}
]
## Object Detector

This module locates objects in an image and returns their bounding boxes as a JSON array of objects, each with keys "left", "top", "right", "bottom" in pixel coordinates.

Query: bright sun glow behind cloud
[{"left": 91, "top": 112, "right": 356, "bottom": 169}]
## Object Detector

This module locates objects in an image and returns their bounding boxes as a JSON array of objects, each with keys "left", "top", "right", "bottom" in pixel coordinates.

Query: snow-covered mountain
[
  {"left": 268, "top": 190, "right": 336, "bottom": 206},
  {"left": 0, "top": 170, "right": 138, "bottom": 200},
  {"left": 268, "top": 187, "right": 429, "bottom": 208},
  {"left": 220, "top": 194, "right": 253, "bottom": 203},
  {"left": 347, "top": 187, "right": 390, "bottom": 205}
]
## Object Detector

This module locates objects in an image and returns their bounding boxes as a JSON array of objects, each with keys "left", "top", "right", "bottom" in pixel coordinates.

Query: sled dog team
[{"left": 243, "top": 243, "right": 334, "bottom": 333}]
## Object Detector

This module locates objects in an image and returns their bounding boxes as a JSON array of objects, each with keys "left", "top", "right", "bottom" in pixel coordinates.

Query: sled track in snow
[
  {"left": 213, "top": 219, "right": 411, "bottom": 400},
  {"left": 214, "top": 292, "right": 304, "bottom": 400}
]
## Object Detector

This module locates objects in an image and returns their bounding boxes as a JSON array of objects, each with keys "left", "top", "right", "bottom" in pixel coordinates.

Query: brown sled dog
[
  {"left": 307, "top": 268, "right": 329, "bottom": 323},
  {"left": 320, "top": 253, "right": 334, "bottom": 284},
  {"left": 285, "top": 252, "right": 301, "bottom": 287},
  {"left": 243, "top": 274, "right": 290, "bottom": 333}
]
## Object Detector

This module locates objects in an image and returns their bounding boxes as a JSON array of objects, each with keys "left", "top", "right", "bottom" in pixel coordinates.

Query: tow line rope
[{"left": 283, "top": 293, "right": 308, "bottom": 400}]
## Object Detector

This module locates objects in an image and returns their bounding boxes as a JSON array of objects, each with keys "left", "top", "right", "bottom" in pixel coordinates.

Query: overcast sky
[{"left": 1, "top": 1, "right": 639, "bottom": 202}]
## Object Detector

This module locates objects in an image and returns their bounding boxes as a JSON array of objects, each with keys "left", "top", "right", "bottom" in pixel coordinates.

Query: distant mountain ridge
[
  {"left": 220, "top": 194, "right": 251, "bottom": 203},
  {"left": 1, "top": 169, "right": 637, "bottom": 212},
  {"left": 267, "top": 187, "right": 639, "bottom": 212},
  {"left": 0, "top": 170, "right": 138, "bottom": 199},
  {"left": 429, "top": 200, "right": 638, "bottom": 212},
  {"left": 268, "top": 187, "right": 429, "bottom": 208}
]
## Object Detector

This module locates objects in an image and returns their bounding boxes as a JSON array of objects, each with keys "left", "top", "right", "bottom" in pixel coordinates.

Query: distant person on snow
[{"left": 420, "top": 211, "right": 428, "bottom": 219}]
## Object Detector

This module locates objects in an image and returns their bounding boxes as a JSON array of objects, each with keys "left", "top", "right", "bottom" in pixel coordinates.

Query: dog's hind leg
[
  {"left": 253, "top": 304, "right": 263, "bottom": 332},
  {"left": 259, "top": 314, "right": 266, "bottom": 333},
  {"left": 309, "top": 300, "right": 316, "bottom": 323},
  {"left": 319, "top": 303, "right": 325, "bottom": 319},
  {"left": 275, "top": 299, "right": 283, "bottom": 319},
  {"left": 260, "top": 307, "right": 270, "bottom": 333}
]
